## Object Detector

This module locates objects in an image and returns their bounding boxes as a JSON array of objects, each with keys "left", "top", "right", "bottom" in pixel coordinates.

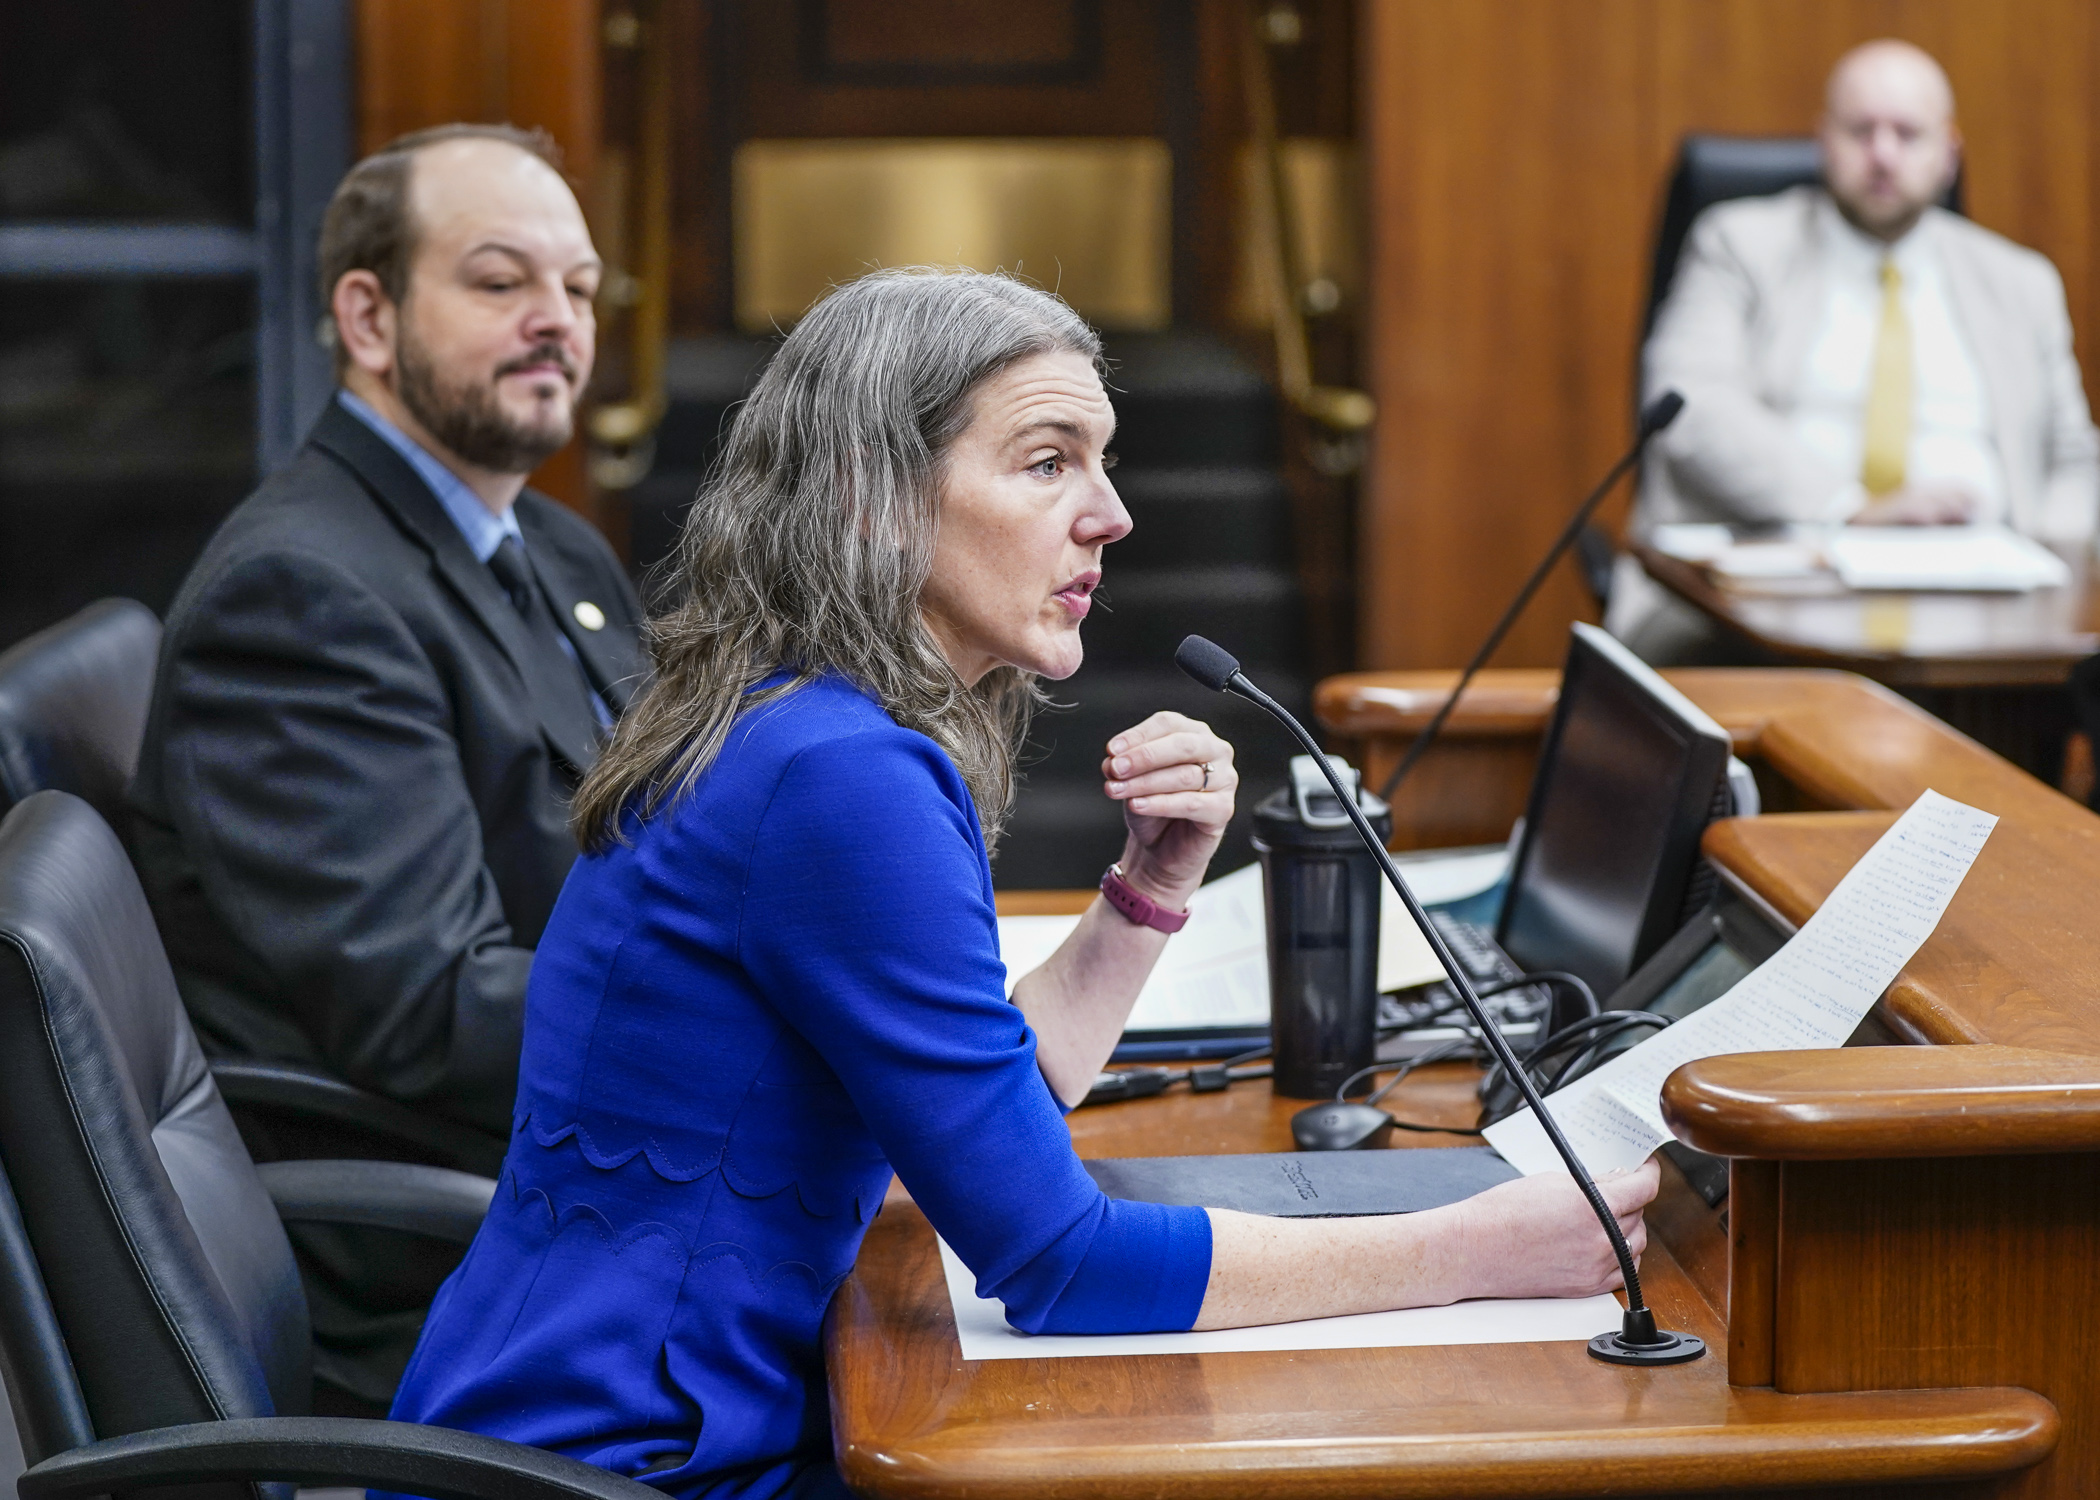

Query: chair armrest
[
  {"left": 209, "top": 1059, "right": 504, "bottom": 1175},
  {"left": 1661, "top": 1044, "right": 2100, "bottom": 1159},
  {"left": 17, "top": 1417, "right": 663, "bottom": 1500},
  {"left": 256, "top": 1160, "right": 495, "bottom": 1244}
]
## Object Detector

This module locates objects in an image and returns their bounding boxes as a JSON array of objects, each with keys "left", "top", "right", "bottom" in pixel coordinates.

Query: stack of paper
[
  {"left": 1484, "top": 789, "right": 1997, "bottom": 1178},
  {"left": 1828, "top": 526, "right": 2070, "bottom": 592},
  {"left": 1650, "top": 523, "right": 1826, "bottom": 583}
]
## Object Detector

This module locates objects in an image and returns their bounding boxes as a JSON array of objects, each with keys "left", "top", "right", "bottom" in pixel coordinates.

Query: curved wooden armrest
[
  {"left": 1313, "top": 669, "right": 1562, "bottom": 737},
  {"left": 1661, "top": 1045, "right": 2100, "bottom": 1160}
]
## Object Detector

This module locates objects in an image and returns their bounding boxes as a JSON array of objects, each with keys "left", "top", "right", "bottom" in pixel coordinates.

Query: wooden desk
[
  {"left": 827, "top": 671, "right": 2099, "bottom": 1498},
  {"left": 1629, "top": 541, "right": 2096, "bottom": 780},
  {"left": 1317, "top": 666, "right": 2069, "bottom": 853},
  {"left": 1630, "top": 543, "right": 2100, "bottom": 691}
]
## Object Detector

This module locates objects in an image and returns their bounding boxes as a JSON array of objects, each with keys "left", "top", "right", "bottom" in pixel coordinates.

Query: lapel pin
[{"left": 573, "top": 601, "right": 607, "bottom": 632}]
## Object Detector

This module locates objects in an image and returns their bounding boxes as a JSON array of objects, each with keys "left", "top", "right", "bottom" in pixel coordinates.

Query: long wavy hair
[{"left": 572, "top": 267, "right": 1103, "bottom": 853}]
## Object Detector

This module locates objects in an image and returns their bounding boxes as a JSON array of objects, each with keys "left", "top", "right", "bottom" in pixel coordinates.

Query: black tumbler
[{"left": 1252, "top": 757, "right": 1392, "bottom": 1100}]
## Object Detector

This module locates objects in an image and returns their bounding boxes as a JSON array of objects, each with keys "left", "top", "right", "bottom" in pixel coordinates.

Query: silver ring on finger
[{"left": 1199, "top": 761, "right": 1213, "bottom": 791}]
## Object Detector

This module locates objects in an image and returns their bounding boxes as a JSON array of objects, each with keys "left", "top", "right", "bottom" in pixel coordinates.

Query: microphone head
[
  {"left": 1640, "top": 390, "right": 1686, "bottom": 437},
  {"left": 1175, "top": 635, "right": 1241, "bottom": 692}
]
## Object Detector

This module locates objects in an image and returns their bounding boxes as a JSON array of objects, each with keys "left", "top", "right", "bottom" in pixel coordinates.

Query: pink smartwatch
[{"left": 1099, "top": 862, "right": 1190, "bottom": 933}]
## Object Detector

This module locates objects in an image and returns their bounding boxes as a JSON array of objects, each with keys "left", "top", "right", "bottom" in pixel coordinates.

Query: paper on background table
[
  {"left": 993, "top": 848, "right": 1510, "bottom": 1029},
  {"left": 1828, "top": 525, "right": 2070, "bottom": 592},
  {"left": 1651, "top": 522, "right": 1825, "bottom": 581},
  {"left": 937, "top": 1236, "right": 1620, "bottom": 1360},
  {"left": 1484, "top": 789, "right": 1997, "bottom": 1178}
]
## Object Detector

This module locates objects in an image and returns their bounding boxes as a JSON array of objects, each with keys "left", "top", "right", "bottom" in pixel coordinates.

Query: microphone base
[{"left": 1587, "top": 1328, "right": 1707, "bottom": 1366}]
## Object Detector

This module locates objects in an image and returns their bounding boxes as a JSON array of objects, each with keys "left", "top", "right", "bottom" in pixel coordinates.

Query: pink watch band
[{"left": 1099, "top": 863, "right": 1190, "bottom": 933}]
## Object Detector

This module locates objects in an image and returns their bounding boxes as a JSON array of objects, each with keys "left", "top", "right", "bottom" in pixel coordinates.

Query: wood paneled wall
[
  {"left": 355, "top": 0, "right": 601, "bottom": 173},
  {"left": 1359, "top": 0, "right": 2100, "bottom": 670},
  {"left": 351, "top": 0, "right": 604, "bottom": 518}
]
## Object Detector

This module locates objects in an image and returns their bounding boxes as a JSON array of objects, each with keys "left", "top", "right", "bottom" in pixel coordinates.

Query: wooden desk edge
[
  {"left": 1629, "top": 544, "right": 2098, "bottom": 688},
  {"left": 1662, "top": 1046, "right": 2100, "bottom": 1159},
  {"left": 835, "top": 1385, "right": 2057, "bottom": 1499}
]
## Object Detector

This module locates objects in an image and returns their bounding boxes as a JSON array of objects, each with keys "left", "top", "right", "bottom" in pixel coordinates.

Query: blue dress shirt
[
  {"left": 337, "top": 390, "right": 612, "bottom": 727},
  {"left": 385, "top": 675, "right": 1213, "bottom": 1499}
]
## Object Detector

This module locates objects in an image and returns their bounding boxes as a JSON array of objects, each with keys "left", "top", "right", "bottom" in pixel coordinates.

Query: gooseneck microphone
[
  {"left": 1176, "top": 633, "right": 1704, "bottom": 1366},
  {"left": 1376, "top": 390, "right": 1686, "bottom": 803}
]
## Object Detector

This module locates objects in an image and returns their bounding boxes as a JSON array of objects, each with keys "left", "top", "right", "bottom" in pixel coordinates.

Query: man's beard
[{"left": 395, "top": 324, "right": 577, "bottom": 475}]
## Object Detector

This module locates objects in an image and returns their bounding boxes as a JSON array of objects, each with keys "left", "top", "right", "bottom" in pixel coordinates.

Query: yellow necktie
[{"left": 1860, "top": 258, "right": 1912, "bottom": 497}]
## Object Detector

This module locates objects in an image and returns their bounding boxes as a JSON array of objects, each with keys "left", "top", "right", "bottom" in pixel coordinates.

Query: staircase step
[
  {"left": 1111, "top": 467, "right": 1291, "bottom": 570},
  {"left": 997, "top": 665, "right": 1311, "bottom": 890},
  {"left": 994, "top": 782, "right": 1269, "bottom": 891},
  {"left": 1026, "top": 666, "right": 1310, "bottom": 768},
  {"left": 1080, "top": 565, "right": 1302, "bottom": 670},
  {"left": 1103, "top": 333, "right": 1277, "bottom": 469},
  {"left": 655, "top": 337, "right": 774, "bottom": 467}
]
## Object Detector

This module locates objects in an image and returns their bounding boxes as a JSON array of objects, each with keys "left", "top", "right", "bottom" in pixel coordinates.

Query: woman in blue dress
[{"left": 388, "top": 268, "right": 1659, "bottom": 1498}]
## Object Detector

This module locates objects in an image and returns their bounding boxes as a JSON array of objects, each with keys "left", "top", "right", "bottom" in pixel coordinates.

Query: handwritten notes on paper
[{"left": 1483, "top": 790, "right": 1997, "bottom": 1178}]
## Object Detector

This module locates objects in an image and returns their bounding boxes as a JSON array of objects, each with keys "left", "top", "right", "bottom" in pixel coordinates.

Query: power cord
[
  {"left": 1080, "top": 1045, "right": 1272, "bottom": 1108},
  {"left": 1476, "top": 1010, "right": 1674, "bottom": 1125},
  {"left": 1329, "top": 1038, "right": 1485, "bottom": 1136}
]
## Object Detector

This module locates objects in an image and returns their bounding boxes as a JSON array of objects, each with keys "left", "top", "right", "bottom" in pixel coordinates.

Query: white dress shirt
[{"left": 1790, "top": 197, "right": 2007, "bottom": 523}]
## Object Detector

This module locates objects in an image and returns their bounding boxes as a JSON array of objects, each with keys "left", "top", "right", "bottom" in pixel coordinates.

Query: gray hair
[{"left": 572, "top": 267, "right": 1104, "bottom": 852}]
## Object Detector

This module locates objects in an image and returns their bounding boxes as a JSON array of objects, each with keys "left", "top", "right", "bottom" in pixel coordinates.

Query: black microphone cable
[
  {"left": 1176, "top": 632, "right": 1705, "bottom": 1366},
  {"left": 1476, "top": 1011, "right": 1674, "bottom": 1126},
  {"left": 1330, "top": 1039, "right": 1486, "bottom": 1137},
  {"left": 1376, "top": 390, "right": 1686, "bottom": 805}
]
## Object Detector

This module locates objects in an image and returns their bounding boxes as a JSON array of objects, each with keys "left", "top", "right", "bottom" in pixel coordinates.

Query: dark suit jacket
[{"left": 129, "top": 399, "right": 646, "bottom": 1145}]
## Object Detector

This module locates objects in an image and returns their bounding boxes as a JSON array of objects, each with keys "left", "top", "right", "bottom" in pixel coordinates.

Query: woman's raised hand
[
  {"left": 1442, "top": 1159, "right": 1659, "bottom": 1302},
  {"left": 1101, "top": 712, "right": 1239, "bottom": 907}
]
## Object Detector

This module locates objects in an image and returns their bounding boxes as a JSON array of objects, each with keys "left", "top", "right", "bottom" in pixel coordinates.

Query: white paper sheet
[
  {"left": 937, "top": 1236, "right": 1621, "bottom": 1360},
  {"left": 995, "top": 864, "right": 1270, "bottom": 1030},
  {"left": 994, "top": 848, "right": 1511, "bottom": 1031},
  {"left": 1650, "top": 523, "right": 1826, "bottom": 581},
  {"left": 1373, "top": 845, "right": 1505, "bottom": 993},
  {"left": 1828, "top": 525, "right": 2070, "bottom": 592},
  {"left": 1484, "top": 789, "right": 1997, "bottom": 1178}
]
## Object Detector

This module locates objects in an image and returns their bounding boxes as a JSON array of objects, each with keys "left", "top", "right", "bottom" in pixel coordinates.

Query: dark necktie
[{"left": 487, "top": 534, "right": 604, "bottom": 765}]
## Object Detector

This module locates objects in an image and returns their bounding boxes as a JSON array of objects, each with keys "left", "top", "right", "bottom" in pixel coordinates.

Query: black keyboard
[
  {"left": 1429, "top": 911, "right": 1527, "bottom": 986},
  {"left": 1376, "top": 914, "right": 1550, "bottom": 1042}
]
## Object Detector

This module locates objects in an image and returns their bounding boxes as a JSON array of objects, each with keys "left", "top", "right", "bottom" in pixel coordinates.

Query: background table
[{"left": 1632, "top": 541, "right": 2100, "bottom": 783}]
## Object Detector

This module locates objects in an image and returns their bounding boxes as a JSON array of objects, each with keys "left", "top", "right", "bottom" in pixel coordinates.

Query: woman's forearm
[
  {"left": 1011, "top": 892, "right": 1172, "bottom": 1106},
  {"left": 1192, "top": 1209, "right": 1467, "bottom": 1328},
  {"left": 1192, "top": 1162, "right": 1660, "bottom": 1329}
]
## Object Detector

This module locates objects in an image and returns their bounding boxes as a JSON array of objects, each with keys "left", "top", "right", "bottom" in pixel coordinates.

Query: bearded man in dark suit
[{"left": 127, "top": 123, "right": 645, "bottom": 1404}]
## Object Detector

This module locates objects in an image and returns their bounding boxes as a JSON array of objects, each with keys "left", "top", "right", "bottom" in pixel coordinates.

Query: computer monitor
[{"left": 1495, "top": 623, "right": 1736, "bottom": 998}]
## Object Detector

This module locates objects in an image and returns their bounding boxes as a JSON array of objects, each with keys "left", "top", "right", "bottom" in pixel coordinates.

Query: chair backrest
[
  {"left": 1642, "top": 132, "right": 1966, "bottom": 342},
  {"left": 0, "top": 600, "right": 161, "bottom": 824},
  {"left": 0, "top": 792, "right": 309, "bottom": 1460}
]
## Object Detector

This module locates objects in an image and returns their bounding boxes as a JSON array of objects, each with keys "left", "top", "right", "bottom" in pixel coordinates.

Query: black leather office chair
[
  {"left": 0, "top": 599, "right": 160, "bottom": 823},
  {"left": 0, "top": 790, "right": 650, "bottom": 1500},
  {"left": 0, "top": 599, "right": 501, "bottom": 1178}
]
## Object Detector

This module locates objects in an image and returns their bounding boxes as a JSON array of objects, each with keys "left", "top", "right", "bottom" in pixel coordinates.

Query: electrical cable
[{"left": 1476, "top": 1010, "right": 1675, "bottom": 1125}]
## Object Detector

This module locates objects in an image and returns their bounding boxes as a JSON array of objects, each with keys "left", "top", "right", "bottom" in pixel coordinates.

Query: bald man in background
[{"left": 1611, "top": 39, "right": 2100, "bottom": 661}]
